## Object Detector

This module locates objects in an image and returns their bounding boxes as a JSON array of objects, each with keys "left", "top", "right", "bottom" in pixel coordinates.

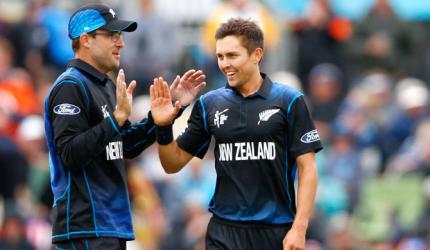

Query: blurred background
[{"left": 1, "top": 0, "right": 430, "bottom": 249}]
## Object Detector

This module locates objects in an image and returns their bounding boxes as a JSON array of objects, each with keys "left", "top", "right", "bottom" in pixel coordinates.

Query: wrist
[
  {"left": 113, "top": 110, "right": 128, "bottom": 126},
  {"left": 291, "top": 220, "right": 308, "bottom": 233},
  {"left": 156, "top": 124, "right": 173, "bottom": 145}
]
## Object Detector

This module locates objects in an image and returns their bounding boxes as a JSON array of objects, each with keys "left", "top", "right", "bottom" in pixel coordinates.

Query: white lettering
[
  {"left": 106, "top": 141, "right": 123, "bottom": 160},
  {"left": 257, "top": 142, "right": 264, "bottom": 159},
  {"left": 218, "top": 141, "right": 277, "bottom": 161}
]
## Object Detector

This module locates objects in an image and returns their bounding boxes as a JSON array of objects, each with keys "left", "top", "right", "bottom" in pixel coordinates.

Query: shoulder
[
  {"left": 270, "top": 82, "right": 304, "bottom": 104},
  {"left": 46, "top": 68, "right": 90, "bottom": 103},
  {"left": 199, "top": 87, "right": 232, "bottom": 104}
]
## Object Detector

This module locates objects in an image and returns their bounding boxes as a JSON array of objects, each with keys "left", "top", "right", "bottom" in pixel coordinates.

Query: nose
[
  {"left": 219, "top": 58, "right": 231, "bottom": 70},
  {"left": 116, "top": 36, "right": 125, "bottom": 48}
]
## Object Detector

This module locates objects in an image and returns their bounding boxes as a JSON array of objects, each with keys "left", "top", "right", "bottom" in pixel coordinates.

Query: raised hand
[
  {"left": 150, "top": 77, "right": 181, "bottom": 126},
  {"left": 170, "top": 69, "right": 206, "bottom": 106},
  {"left": 113, "top": 69, "right": 136, "bottom": 126}
]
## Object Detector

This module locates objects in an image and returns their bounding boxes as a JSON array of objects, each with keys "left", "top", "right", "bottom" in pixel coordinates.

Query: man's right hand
[
  {"left": 114, "top": 69, "right": 136, "bottom": 126},
  {"left": 150, "top": 77, "right": 181, "bottom": 126}
]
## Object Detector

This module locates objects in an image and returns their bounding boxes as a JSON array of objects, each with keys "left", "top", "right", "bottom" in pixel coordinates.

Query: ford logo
[
  {"left": 300, "top": 129, "right": 320, "bottom": 143},
  {"left": 53, "top": 103, "right": 81, "bottom": 115}
]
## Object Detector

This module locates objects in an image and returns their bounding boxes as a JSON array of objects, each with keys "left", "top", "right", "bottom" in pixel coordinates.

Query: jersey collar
[
  {"left": 226, "top": 72, "right": 272, "bottom": 99},
  {"left": 67, "top": 59, "right": 109, "bottom": 85}
]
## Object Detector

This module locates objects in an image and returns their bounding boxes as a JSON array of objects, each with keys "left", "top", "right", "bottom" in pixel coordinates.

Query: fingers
[
  {"left": 153, "top": 77, "right": 160, "bottom": 99},
  {"left": 117, "top": 69, "right": 125, "bottom": 85},
  {"left": 188, "top": 70, "right": 205, "bottom": 83},
  {"left": 152, "top": 77, "right": 171, "bottom": 100},
  {"left": 127, "top": 80, "right": 136, "bottom": 95},
  {"left": 160, "top": 77, "right": 171, "bottom": 100},
  {"left": 150, "top": 84, "right": 155, "bottom": 102},
  {"left": 173, "top": 100, "right": 181, "bottom": 115},
  {"left": 181, "top": 69, "right": 196, "bottom": 81},
  {"left": 116, "top": 69, "right": 126, "bottom": 99},
  {"left": 194, "top": 82, "right": 206, "bottom": 93},
  {"left": 190, "top": 70, "right": 205, "bottom": 82},
  {"left": 170, "top": 75, "right": 180, "bottom": 90}
]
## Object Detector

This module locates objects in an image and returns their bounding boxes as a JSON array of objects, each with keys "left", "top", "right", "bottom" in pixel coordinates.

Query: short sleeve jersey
[{"left": 176, "top": 73, "right": 322, "bottom": 224}]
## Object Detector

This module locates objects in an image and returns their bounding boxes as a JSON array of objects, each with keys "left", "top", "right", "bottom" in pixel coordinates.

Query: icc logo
[
  {"left": 214, "top": 109, "right": 229, "bottom": 128},
  {"left": 101, "top": 105, "right": 110, "bottom": 118}
]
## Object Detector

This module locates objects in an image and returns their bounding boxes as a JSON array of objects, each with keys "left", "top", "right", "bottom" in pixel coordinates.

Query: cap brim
[{"left": 103, "top": 19, "right": 137, "bottom": 32}]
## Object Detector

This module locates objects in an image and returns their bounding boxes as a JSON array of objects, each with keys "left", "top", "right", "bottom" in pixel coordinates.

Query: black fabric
[
  {"left": 55, "top": 237, "right": 126, "bottom": 250},
  {"left": 176, "top": 73, "right": 322, "bottom": 223},
  {"left": 46, "top": 59, "right": 156, "bottom": 242},
  {"left": 0, "top": 137, "right": 28, "bottom": 200},
  {"left": 206, "top": 216, "right": 291, "bottom": 250},
  {"left": 156, "top": 124, "right": 173, "bottom": 145}
]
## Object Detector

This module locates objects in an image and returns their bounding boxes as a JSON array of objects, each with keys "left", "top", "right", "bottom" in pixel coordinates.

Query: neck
[
  {"left": 75, "top": 52, "right": 108, "bottom": 74},
  {"left": 237, "top": 71, "right": 263, "bottom": 97}
]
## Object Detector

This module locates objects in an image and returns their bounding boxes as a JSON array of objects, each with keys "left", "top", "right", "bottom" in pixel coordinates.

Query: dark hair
[
  {"left": 215, "top": 18, "right": 264, "bottom": 54},
  {"left": 71, "top": 30, "right": 98, "bottom": 53}
]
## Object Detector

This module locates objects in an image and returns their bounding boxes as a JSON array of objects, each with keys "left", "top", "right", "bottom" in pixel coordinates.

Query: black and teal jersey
[
  {"left": 177, "top": 73, "right": 322, "bottom": 225},
  {"left": 44, "top": 59, "right": 156, "bottom": 243}
]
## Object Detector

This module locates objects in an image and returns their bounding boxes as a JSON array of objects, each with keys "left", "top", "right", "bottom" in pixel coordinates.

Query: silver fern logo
[{"left": 258, "top": 109, "right": 280, "bottom": 125}]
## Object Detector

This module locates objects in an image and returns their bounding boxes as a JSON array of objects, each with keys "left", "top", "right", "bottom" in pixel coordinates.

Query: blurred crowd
[{"left": 0, "top": 0, "right": 430, "bottom": 249}]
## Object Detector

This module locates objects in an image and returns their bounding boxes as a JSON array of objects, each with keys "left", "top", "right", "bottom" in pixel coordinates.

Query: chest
[
  {"left": 86, "top": 82, "right": 117, "bottom": 122},
  {"left": 207, "top": 99, "right": 287, "bottom": 142}
]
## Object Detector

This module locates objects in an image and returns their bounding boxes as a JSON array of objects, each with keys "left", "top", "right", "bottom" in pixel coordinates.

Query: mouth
[
  {"left": 225, "top": 71, "right": 236, "bottom": 79},
  {"left": 113, "top": 52, "right": 120, "bottom": 59}
]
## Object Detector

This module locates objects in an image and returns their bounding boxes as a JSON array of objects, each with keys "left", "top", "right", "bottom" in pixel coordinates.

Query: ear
[
  {"left": 80, "top": 34, "right": 91, "bottom": 49},
  {"left": 253, "top": 48, "right": 263, "bottom": 64}
]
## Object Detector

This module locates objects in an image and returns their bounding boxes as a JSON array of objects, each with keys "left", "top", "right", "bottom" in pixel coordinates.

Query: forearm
[
  {"left": 122, "top": 115, "right": 156, "bottom": 158},
  {"left": 159, "top": 140, "right": 192, "bottom": 174},
  {"left": 57, "top": 117, "right": 120, "bottom": 170},
  {"left": 293, "top": 154, "right": 318, "bottom": 232}
]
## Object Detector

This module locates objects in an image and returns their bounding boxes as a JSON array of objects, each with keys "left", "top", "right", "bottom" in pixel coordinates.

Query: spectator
[
  {"left": 122, "top": 0, "right": 182, "bottom": 96},
  {"left": 291, "top": 0, "right": 351, "bottom": 93}
]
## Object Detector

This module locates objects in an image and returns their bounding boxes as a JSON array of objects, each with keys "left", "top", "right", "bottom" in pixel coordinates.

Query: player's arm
[
  {"left": 121, "top": 115, "right": 156, "bottom": 158},
  {"left": 283, "top": 152, "right": 318, "bottom": 250},
  {"left": 50, "top": 70, "right": 135, "bottom": 170},
  {"left": 282, "top": 95, "right": 322, "bottom": 250},
  {"left": 150, "top": 77, "right": 209, "bottom": 173},
  {"left": 158, "top": 140, "right": 193, "bottom": 173},
  {"left": 50, "top": 82, "right": 121, "bottom": 171},
  {"left": 150, "top": 77, "right": 194, "bottom": 173},
  {"left": 122, "top": 69, "right": 205, "bottom": 159}
]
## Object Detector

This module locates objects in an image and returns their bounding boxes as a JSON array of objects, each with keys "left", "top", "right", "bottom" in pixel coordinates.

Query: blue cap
[{"left": 68, "top": 3, "right": 137, "bottom": 40}]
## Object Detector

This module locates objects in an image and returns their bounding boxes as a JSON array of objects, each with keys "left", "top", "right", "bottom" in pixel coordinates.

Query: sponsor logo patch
[
  {"left": 300, "top": 129, "right": 320, "bottom": 143},
  {"left": 53, "top": 103, "right": 81, "bottom": 115}
]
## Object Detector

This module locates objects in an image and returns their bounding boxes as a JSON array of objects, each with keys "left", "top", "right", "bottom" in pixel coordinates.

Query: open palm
[
  {"left": 170, "top": 69, "right": 206, "bottom": 106},
  {"left": 150, "top": 77, "right": 181, "bottom": 126}
]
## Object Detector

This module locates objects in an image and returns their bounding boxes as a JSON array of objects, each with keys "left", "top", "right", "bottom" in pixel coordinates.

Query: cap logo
[
  {"left": 109, "top": 8, "right": 116, "bottom": 18},
  {"left": 84, "top": 26, "right": 90, "bottom": 31}
]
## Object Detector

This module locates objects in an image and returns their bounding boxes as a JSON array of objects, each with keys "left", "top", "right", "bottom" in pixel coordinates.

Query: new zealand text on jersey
[
  {"left": 218, "top": 142, "right": 276, "bottom": 161},
  {"left": 106, "top": 141, "right": 123, "bottom": 160}
]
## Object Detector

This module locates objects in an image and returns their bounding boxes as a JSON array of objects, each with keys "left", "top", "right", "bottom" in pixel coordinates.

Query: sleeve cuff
[{"left": 108, "top": 115, "right": 122, "bottom": 134}]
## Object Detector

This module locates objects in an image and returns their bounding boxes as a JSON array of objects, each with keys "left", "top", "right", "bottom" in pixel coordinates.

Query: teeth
[{"left": 227, "top": 72, "right": 235, "bottom": 76}]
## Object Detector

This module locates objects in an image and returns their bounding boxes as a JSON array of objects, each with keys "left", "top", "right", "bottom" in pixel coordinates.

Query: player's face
[
  {"left": 88, "top": 30, "right": 124, "bottom": 73},
  {"left": 216, "top": 35, "right": 260, "bottom": 91}
]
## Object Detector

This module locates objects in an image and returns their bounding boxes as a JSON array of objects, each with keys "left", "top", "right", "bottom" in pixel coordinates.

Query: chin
[
  {"left": 109, "top": 62, "right": 120, "bottom": 71},
  {"left": 227, "top": 80, "right": 239, "bottom": 88}
]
